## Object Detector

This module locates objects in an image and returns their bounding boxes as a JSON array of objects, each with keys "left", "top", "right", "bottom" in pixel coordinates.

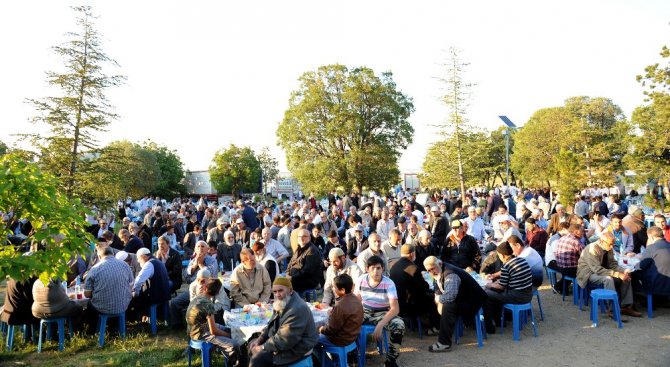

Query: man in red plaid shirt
[{"left": 551, "top": 223, "right": 585, "bottom": 293}]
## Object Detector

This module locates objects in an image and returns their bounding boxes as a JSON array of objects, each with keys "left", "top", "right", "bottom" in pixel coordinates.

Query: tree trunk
[{"left": 68, "top": 26, "right": 89, "bottom": 197}]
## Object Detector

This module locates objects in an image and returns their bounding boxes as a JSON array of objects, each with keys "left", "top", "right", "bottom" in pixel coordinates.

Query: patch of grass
[{"left": 0, "top": 322, "right": 229, "bottom": 367}]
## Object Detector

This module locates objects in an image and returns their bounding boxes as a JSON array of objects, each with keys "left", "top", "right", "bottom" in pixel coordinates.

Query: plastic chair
[
  {"left": 98, "top": 312, "right": 126, "bottom": 347},
  {"left": 561, "top": 275, "right": 580, "bottom": 305},
  {"left": 501, "top": 303, "right": 538, "bottom": 342},
  {"left": 149, "top": 303, "right": 169, "bottom": 335},
  {"left": 357, "top": 324, "right": 388, "bottom": 367},
  {"left": 646, "top": 293, "right": 653, "bottom": 319},
  {"left": 5, "top": 323, "right": 35, "bottom": 351},
  {"left": 404, "top": 316, "right": 423, "bottom": 339},
  {"left": 545, "top": 268, "right": 557, "bottom": 294},
  {"left": 37, "top": 318, "right": 72, "bottom": 352},
  {"left": 287, "top": 355, "right": 313, "bottom": 367},
  {"left": 590, "top": 289, "right": 623, "bottom": 329},
  {"left": 320, "top": 341, "right": 357, "bottom": 367},
  {"left": 454, "top": 308, "right": 486, "bottom": 348},
  {"left": 578, "top": 284, "right": 603, "bottom": 311},
  {"left": 533, "top": 289, "right": 545, "bottom": 321},
  {"left": 299, "top": 289, "right": 318, "bottom": 302},
  {"left": 188, "top": 339, "right": 228, "bottom": 367}
]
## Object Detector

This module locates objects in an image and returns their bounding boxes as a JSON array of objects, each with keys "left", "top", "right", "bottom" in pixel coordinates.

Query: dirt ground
[{"left": 361, "top": 282, "right": 670, "bottom": 367}]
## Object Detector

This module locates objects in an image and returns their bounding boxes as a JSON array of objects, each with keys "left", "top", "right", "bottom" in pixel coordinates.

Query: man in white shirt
[
  {"left": 381, "top": 229, "right": 403, "bottom": 269},
  {"left": 260, "top": 227, "right": 289, "bottom": 265},
  {"left": 491, "top": 205, "right": 517, "bottom": 240},
  {"left": 376, "top": 208, "right": 395, "bottom": 242},
  {"left": 463, "top": 206, "right": 488, "bottom": 242}
]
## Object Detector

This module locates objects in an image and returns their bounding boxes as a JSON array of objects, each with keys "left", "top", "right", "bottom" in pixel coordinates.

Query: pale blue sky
[{"left": 1, "top": 0, "right": 669, "bottom": 173}]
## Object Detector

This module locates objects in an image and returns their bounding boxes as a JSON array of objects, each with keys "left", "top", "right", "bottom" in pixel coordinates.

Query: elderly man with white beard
[{"left": 249, "top": 276, "right": 318, "bottom": 367}]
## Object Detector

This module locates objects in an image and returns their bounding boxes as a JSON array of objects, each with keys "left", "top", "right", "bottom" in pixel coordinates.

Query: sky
[{"left": 1, "top": 0, "right": 669, "bottom": 174}]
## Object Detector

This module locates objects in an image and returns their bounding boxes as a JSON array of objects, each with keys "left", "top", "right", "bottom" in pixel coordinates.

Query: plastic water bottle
[
  {"left": 74, "top": 276, "right": 82, "bottom": 299},
  {"left": 219, "top": 261, "right": 224, "bottom": 274}
]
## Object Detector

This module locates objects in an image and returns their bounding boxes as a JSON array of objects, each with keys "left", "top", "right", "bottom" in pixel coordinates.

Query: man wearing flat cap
[
  {"left": 442, "top": 220, "right": 481, "bottom": 272},
  {"left": 249, "top": 276, "right": 318, "bottom": 367}
]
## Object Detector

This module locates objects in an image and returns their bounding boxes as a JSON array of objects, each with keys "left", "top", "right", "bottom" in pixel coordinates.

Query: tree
[
  {"left": 23, "top": 6, "right": 125, "bottom": 197},
  {"left": 257, "top": 147, "right": 279, "bottom": 196},
  {"left": 209, "top": 145, "right": 262, "bottom": 198},
  {"left": 0, "top": 153, "right": 93, "bottom": 283},
  {"left": 627, "top": 45, "right": 670, "bottom": 184},
  {"left": 277, "top": 64, "right": 414, "bottom": 195},
  {"left": 0, "top": 141, "right": 7, "bottom": 156},
  {"left": 421, "top": 129, "right": 489, "bottom": 189},
  {"left": 143, "top": 141, "right": 186, "bottom": 199},
  {"left": 432, "top": 47, "right": 474, "bottom": 199}
]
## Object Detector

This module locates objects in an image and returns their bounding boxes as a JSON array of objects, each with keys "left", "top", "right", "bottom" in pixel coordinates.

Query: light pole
[{"left": 498, "top": 116, "right": 517, "bottom": 188}]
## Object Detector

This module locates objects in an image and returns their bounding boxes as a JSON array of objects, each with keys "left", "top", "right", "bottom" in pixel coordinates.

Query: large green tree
[
  {"left": 143, "top": 141, "right": 186, "bottom": 198},
  {"left": 627, "top": 45, "right": 670, "bottom": 184},
  {"left": 422, "top": 129, "right": 488, "bottom": 189},
  {"left": 209, "top": 145, "right": 262, "bottom": 198},
  {"left": 277, "top": 64, "right": 414, "bottom": 194},
  {"left": 0, "top": 153, "right": 93, "bottom": 283},
  {"left": 23, "top": 6, "right": 125, "bottom": 197}
]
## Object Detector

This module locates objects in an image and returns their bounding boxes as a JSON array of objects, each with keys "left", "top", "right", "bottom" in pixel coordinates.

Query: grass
[{"left": 0, "top": 321, "right": 228, "bottom": 367}]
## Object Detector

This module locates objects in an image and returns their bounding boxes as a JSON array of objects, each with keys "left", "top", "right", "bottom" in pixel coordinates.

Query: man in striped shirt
[
  {"left": 482, "top": 241, "right": 533, "bottom": 334},
  {"left": 354, "top": 255, "right": 405, "bottom": 367}
]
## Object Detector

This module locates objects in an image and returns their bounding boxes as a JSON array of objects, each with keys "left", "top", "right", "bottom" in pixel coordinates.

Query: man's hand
[
  {"left": 625, "top": 252, "right": 635, "bottom": 258},
  {"left": 373, "top": 323, "right": 385, "bottom": 342},
  {"left": 250, "top": 344, "right": 263, "bottom": 355},
  {"left": 433, "top": 294, "right": 440, "bottom": 305}
]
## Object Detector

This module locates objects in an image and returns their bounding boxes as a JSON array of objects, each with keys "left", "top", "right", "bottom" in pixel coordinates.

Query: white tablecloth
[{"left": 223, "top": 303, "right": 329, "bottom": 343}]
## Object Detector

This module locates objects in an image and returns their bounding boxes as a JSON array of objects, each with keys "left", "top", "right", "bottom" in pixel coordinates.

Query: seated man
[
  {"left": 550, "top": 224, "right": 586, "bottom": 293},
  {"left": 154, "top": 235, "right": 183, "bottom": 293},
  {"left": 577, "top": 232, "right": 642, "bottom": 318},
  {"left": 354, "top": 256, "right": 405, "bottom": 367},
  {"left": 508, "top": 235, "right": 544, "bottom": 287},
  {"left": 423, "top": 256, "right": 487, "bottom": 352},
  {"left": 184, "top": 240, "right": 218, "bottom": 284},
  {"left": 186, "top": 278, "right": 246, "bottom": 367},
  {"left": 217, "top": 231, "right": 242, "bottom": 272},
  {"left": 249, "top": 277, "right": 319, "bottom": 367},
  {"left": 482, "top": 241, "right": 533, "bottom": 334},
  {"left": 317, "top": 274, "right": 364, "bottom": 357},
  {"left": 498, "top": 218, "right": 523, "bottom": 245},
  {"left": 381, "top": 229, "right": 403, "bottom": 269},
  {"left": 322, "top": 248, "right": 362, "bottom": 306},
  {"left": 603, "top": 214, "right": 635, "bottom": 257},
  {"left": 2, "top": 275, "right": 38, "bottom": 329},
  {"left": 442, "top": 220, "right": 481, "bottom": 272},
  {"left": 252, "top": 241, "right": 280, "bottom": 283},
  {"left": 261, "top": 227, "right": 289, "bottom": 266},
  {"left": 390, "top": 243, "right": 438, "bottom": 333},
  {"left": 169, "top": 269, "right": 230, "bottom": 328},
  {"left": 128, "top": 247, "right": 170, "bottom": 318},
  {"left": 637, "top": 226, "right": 670, "bottom": 297},
  {"left": 654, "top": 214, "right": 670, "bottom": 242},
  {"left": 286, "top": 229, "right": 322, "bottom": 294},
  {"left": 230, "top": 248, "right": 272, "bottom": 306},
  {"left": 525, "top": 217, "right": 549, "bottom": 259},
  {"left": 115, "top": 250, "right": 142, "bottom": 278},
  {"left": 32, "top": 278, "right": 84, "bottom": 323},
  {"left": 357, "top": 233, "right": 388, "bottom": 274},
  {"left": 83, "top": 246, "right": 134, "bottom": 334},
  {"left": 413, "top": 230, "right": 438, "bottom": 272}
]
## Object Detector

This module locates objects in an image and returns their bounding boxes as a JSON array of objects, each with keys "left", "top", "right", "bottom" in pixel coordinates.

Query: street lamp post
[{"left": 498, "top": 116, "right": 517, "bottom": 188}]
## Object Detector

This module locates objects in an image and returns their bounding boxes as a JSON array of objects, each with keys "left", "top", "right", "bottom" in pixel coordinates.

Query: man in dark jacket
[
  {"left": 120, "top": 228, "right": 144, "bottom": 254},
  {"left": 413, "top": 230, "right": 439, "bottom": 272},
  {"left": 155, "top": 235, "right": 183, "bottom": 293},
  {"left": 249, "top": 276, "right": 318, "bottom": 366},
  {"left": 424, "top": 256, "right": 487, "bottom": 352},
  {"left": 390, "top": 244, "right": 438, "bottom": 330},
  {"left": 429, "top": 206, "right": 450, "bottom": 251},
  {"left": 442, "top": 220, "right": 481, "bottom": 272},
  {"left": 287, "top": 229, "right": 322, "bottom": 293},
  {"left": 237, "top": 200, "right": 259, "bottom": 231}
]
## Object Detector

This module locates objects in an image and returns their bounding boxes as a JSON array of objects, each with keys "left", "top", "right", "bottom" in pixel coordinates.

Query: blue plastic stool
[
  {"left": 37, "top": 318, "right": 71, "bottom": 352},
  {"left": 5, "top": 323, "right": 34, "bottom": 351},
  {"left": 188, "top": 339, "right": 228, "bottom": 367},
  {"left": 98, "top": 312, "right": 126, "bottom": 347},
  {"left": 562, "top": 275, "right": 580, "bottom": 305},
  {"left": 299, "top": 289, "right": 318, "bottom": 302},
  {"left": 404, "top": 316, "right": 423, "bottom": 339},
  {"left": 287, "top": 355, "right": 313, "bottom": 367},
  {"left": 320, "top": 341, "right": 357, "bottom": 367},
  {"left": 149, "top": 303, "right": 169, "bottom": 335},
  {"left": 590, "top": 289, "right": 623, "bottom": 329},
  {"left": 357, "top": 324, "right": 388, "bottom": 367},
  {"left": 646, "top": 293, "right": 653, "bottom": 319},
  {"left": 578, "top": 284, "right": 603, "bottom": 311},
  {"left": 501, "top": 303, "right": 538, "bottom": 342},
  {"left": 546, "top": 268, "right": 557, "bottom": 293},
  {"left": 454, "top": 308, "right": 486, "bottom": 348},
  {"left": 532, "top": 289, "right": 545, "bottom": 321}
]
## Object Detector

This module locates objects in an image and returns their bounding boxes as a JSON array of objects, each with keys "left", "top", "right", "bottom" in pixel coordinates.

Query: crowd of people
[{"left": 2, "top": 185, "right": 670, "bottom": 366}]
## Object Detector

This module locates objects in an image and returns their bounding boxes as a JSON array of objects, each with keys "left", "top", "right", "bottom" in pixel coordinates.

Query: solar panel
[{"left": 498, "top": 115, "right": 517, "bottom": 128}]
